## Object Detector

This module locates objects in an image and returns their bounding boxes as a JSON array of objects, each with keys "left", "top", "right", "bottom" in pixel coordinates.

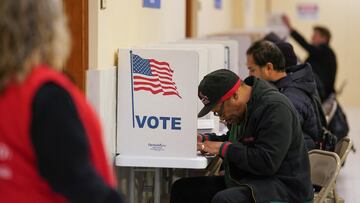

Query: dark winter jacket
[
  {"left": 273, "top": 63, "right": 322, "bottom": 150},
  {"left": 203, "top": 77, "right": 313, "bottom": 203},
  {"left": 291, "top": 30, "right": 337, "bottom": 101}
]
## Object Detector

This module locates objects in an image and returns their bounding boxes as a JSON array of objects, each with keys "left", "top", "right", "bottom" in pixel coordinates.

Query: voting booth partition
[
  {"left": 209, "top": 27, "right": 288, "bottom": 42},
  {"left": 115, "top": 48, "right": 211, "bottom": 203},
  {"left": 116, "top": 48, "right": 207, "bottom": 167},
  {"left": 145, "top": 43, "right": 228, "bottom": 133},
  {"left": 86, "top": 68, "right": 117, "bottom": 162},
  {"left": 175, "top": 39, "right": 241, "bottom": 78},
  {"left": 205, "top": 27, "right": 292, "bottom": 79},
  {"left": 206, "top": 34, "right": 253, "bottom": 79}
]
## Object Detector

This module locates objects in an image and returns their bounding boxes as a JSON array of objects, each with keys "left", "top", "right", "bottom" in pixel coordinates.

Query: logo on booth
[
  {"left": 129, "top": 52, "right": 182, "bottom": 130},
  {"left": 131, "top": 54, "right": 181, "bottom": 98}
]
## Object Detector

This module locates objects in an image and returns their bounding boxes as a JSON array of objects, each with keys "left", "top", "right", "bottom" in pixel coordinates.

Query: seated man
[
  {"left": 170, "top": 69, "right": 313, "bottom": 203},
  {"left": 246, "top": 40, "right": 323, "bottom": 150}
]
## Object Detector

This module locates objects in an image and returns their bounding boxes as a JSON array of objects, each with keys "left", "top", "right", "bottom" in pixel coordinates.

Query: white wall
[
  {"left": 197, "top": 0, "right": 234, "bottom": 37},
  {"left": 89, "top": 0, "right": 186, "bottom": 69}
]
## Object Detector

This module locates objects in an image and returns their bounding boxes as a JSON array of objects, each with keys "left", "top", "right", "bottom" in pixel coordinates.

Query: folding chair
[
  {"left": 204, "top": 156, "right": 222, "bottom": 176},
  {"left": 334, "top": 136, "right": 353, "bottom": 165},
  {"left": 309, "top": 149, "right": 341, "bottom": 203},
  {"left": 326, "top": 136, "right": 353, "bottom": 203}
]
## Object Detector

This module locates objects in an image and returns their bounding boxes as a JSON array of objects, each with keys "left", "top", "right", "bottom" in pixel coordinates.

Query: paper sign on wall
[
  {"left": 215, "top": 0, "right": 222, "bottom": 10},
  {"left": 297, "top": 3, "right": 319, "bottom": 20},
  {"left": 143, "top": 0, "right": 161, "bottom": 9}
]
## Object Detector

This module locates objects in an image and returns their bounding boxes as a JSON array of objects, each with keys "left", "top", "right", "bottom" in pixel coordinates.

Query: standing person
[
  {"left": 170, "top": 69, "right": 313, "bottom": 203},
  {"left": 282, "top": 15, "right": 337, "bottom": 101},
  {"left": 0, "top": 0, "right": 123, "bottom": 202},
  {"left": 246, "top": 40, "right": 323, "bottom": 150}
]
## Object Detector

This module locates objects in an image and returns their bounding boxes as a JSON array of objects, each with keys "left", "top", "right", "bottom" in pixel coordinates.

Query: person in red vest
[{"left": 0, "top": 0, "right": 123, "bottom": 202}]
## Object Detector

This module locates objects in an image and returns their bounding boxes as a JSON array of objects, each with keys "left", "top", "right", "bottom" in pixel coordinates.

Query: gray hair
[{"left": 0, "top": 0, "right": 71, "bottom": 91}]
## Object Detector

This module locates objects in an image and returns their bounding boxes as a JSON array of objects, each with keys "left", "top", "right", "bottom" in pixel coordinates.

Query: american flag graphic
[{"left": 131, "top": 54, "right": 182, "bottom": 98}]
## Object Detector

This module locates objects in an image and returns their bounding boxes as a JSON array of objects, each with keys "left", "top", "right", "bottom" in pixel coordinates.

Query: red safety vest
[{"left": 0, "top": 65, "right": 115, "bottom": 203}]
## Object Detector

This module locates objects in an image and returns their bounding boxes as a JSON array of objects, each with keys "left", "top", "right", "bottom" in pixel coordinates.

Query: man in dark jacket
[
  {"left": 246, "top": 40, "right": 322, "bottom": 150},
  {"left": 170, "top": 69, "right": 313, "bottom": 203},
  {"left": 282, "top": 15, "right": 337, "bottom": 101}
]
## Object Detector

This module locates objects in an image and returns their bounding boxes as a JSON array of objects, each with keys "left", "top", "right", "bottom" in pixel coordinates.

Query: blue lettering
[
  {"left": 159, "top": 117, "right": 170, "bottom": 129},
  {"left": 135, "top": 115, "right": 147, "bottom": 128},
  {"left": 147, "top": 116, "right": 159, "bottom": 129},
  {"left": 135, "top": 115, "right": 181, "bottom": 130},
  {"left": 171, "top": 117, "right": 181, "bottom": 130}
]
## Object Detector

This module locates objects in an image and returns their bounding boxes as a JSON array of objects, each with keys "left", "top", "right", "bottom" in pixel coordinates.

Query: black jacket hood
[{"left": 275, "top": 63, "right": 317, "bottom": 96}]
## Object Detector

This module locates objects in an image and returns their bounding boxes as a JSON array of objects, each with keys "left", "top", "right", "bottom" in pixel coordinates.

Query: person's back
[
  {"left": 274, "top": 63, "right": 322, "bottom": 150},
  {"left": 0, "top": 65, "right": 120, "bottom": 202}
]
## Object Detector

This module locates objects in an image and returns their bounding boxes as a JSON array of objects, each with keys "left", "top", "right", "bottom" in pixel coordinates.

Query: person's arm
[
  {"left": 198, "top": 132, "right": 229, "bottom": 142},
  {"left": 282, "top": 14, "right": 318, "bottom": 55},
  {"left": 197, "top": 133, "right": 228, "bottom": 153},
  {"left": 219, "top": 103, "right": 293, "bottom": 176},
  {"left": 290, "top": 30, "right": 319, "bottom": 55},
  {"left": 31, "top": 83, "right": 123, "bottom": 203}
]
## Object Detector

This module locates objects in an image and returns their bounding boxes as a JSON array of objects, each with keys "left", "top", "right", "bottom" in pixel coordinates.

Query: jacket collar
[
  {"left": 245, "top": 76, "right": 278, "bottom": 113},
  {"left": 273, "top": 63, "right": 315, "bottom": 92}
]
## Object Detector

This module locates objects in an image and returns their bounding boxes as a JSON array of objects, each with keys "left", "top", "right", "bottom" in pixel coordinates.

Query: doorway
[{"left": 62, "top": 0, "right": 88, "bottom": 91}]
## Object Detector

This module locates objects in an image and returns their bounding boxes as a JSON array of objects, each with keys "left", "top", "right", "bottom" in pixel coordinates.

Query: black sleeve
[
  {"left": 290, "top": 30, "right": 319, "bottom": 55},
  {"left": 202, "top": 132, "right": 229, "bottom": 142},
  {"left": 31, "top": 83, "right": 123, "bottom": 203},
  {"left": 224, "top": 103, "right": 293, "bottom": 176}
]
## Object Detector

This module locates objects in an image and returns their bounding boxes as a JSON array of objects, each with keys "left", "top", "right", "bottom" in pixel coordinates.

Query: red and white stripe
[{"left": 133, "top": 59, "right": 181, "bottom": 98}]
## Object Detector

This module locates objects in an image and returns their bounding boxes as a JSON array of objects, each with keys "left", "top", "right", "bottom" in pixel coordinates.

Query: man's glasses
[{"left": 213, "top": 102, "right": 225, "bottom": 117}]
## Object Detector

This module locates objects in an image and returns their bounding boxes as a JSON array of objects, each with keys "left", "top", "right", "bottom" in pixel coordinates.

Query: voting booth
[
  {"left": 144, "top": 43, "right": 225, "bottom": 133},
  {"left": 85, "top": 29, "right": 291, "bottom": 203},
  {"left": 176, "top": 39, "right": 240, "bottom": 77},
  {"left": 116, "top": 49, "right": 207, "bottom": 168},
  {"left": 206, "top": 27, "right": 291, "bottom": 79},
  {"left": 113, "top": 48, "right": 210, "bottom": 203},
  {"left": 87, "top": 46, "right": 231, "bottom": 203},
  {"left": 148, "top": 43, "right": 225, "bottom": 79},
  {"left": 207, "top": 34, "right": 253, "bottom": 79},
  {"left": 86, "top": 68, "right": 117, "bottom": 161}
]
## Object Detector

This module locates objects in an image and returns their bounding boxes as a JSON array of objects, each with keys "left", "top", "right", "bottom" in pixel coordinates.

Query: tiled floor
[{"left": 335, "top": 107, "right": 360, "bottom": 202}]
